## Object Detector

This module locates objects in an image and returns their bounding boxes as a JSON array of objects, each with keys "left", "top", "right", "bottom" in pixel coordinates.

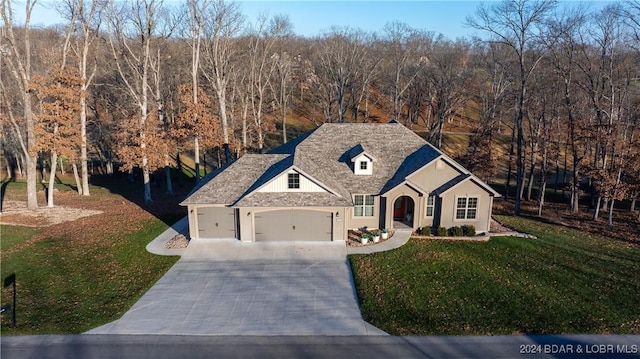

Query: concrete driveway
[{"left": 87, "top": 235, "right": 387, "bottom": 336}]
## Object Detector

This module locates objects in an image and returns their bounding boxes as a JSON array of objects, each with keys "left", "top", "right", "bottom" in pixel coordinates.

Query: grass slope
[{"left": 349, "top": 215, "right": 640, "bottom": 335}]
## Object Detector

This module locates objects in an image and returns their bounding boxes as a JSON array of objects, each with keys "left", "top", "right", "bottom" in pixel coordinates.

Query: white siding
[
  {"left": 352, "top": 154, "right": 373, "bottom": 175},
  {"left": 258, "top": 170, "right": 327, "bottom": 193}
]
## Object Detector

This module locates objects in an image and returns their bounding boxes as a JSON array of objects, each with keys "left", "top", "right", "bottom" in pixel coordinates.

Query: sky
[{"left": 14, "top": 0, "right": 617, "bottom": 40}]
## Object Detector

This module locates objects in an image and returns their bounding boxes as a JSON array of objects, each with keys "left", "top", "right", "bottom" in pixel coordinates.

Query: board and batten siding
[{"left": 258, "top": 170, "right": 327, "bottom": 193}]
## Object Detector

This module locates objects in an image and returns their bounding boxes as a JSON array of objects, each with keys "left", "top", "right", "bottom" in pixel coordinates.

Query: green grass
[
  {"left": 349, "top": 215, "right": 640, "bottom": 335},
  {"left": 0, "top": 226, "right": 42, "bottom": 252},
  {"left": 0, "top": 215, "right": 181, "bottom": 334}
]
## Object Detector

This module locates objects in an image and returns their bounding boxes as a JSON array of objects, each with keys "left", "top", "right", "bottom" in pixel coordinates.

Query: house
[{"left": 181, "top": 121, "right": 500, "bottom": 242}]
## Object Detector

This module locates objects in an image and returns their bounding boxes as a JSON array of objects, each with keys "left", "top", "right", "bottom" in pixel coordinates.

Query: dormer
[{"left": 349, "top": 145, "right": 375, "bottom": 176}]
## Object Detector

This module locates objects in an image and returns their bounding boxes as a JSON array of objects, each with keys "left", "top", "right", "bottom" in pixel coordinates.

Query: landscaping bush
[
  {"left": 436, "top": 226, "right": 448, "bottom": 236},
  {"left": 462, "top": 224, "right": 476, "bottom": 236},
  {"left": 449, "top": 226, "right": 464, "bottom": 237}
]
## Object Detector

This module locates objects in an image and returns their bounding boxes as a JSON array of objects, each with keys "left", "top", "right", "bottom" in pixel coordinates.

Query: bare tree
[
  {"left": 0, "top": 0, "right": 39, "bottom": 209},
  {"left": 467, "top": 0, "right": 558, "bottom": 215},
  {"left": 461, "top": 42, "right": 513, "bottom": 182},
  {"left": 313, "top": 27, "right": 374, "bottom": 123},
  {"left": 185, "top": 0, "right": 209, "bottom": 181},
  {"left": 425, "top": 37, "right": 474, "bottom": 148},
  {"left": 57, "top": 0, "right": 105, "bottom": 196},
  {"left": 200, "top": 0, "right": 244, "bottom": 164},
  {"left": 107, "top": 0, "right": 168, "bottom": 202},
  {"left": 269, "top": 49, "right": 292, "bottom": 143},
  {"left": 544, "top": 8, "right": 587, "bottom": 212},
  {"left": 246, "top": 13, "right": 292, "bottom": 152},
  {"left": 380, "top": 22, "right": 432, "bottom": 123}
]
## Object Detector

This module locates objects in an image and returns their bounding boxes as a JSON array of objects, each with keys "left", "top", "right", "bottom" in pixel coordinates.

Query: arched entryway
[{"left": 393, "top": 196, "right": 415, "bottom": 228}]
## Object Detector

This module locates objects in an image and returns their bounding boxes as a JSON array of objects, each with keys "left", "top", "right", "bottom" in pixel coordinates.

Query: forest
[{"left": 1, "top": 0, "right": 639, "bottom": 226}]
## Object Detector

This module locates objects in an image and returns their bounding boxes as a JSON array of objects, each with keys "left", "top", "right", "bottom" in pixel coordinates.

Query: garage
[
  {"left": 254, "top": 210, "right": 333, "bottom": 241},
  {"left": 197, "top": 207, "right": 237, "bottom": 239}
]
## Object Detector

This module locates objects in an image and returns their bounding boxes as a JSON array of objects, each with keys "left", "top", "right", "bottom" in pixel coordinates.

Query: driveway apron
[{"left": 87, "top": 239, "right": 387, "bottom": 336}]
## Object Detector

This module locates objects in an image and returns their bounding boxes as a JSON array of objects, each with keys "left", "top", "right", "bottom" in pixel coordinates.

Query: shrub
[
  {"left": 419, "top": 227, "right": 431, "bottom": 236},
  {"left": 462, "top": 225, "right": 476, "bottom": 237},
  {"left": 449, "top": 226, "right": 464, "bottom": 237},
  {"left": 436, "top": 226, "right": 448, "bottom": 236}
]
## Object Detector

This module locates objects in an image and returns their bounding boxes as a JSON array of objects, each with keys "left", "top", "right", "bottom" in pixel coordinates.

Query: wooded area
[{"left": 1, "top": 0, "right": 639, "bottom": 225}]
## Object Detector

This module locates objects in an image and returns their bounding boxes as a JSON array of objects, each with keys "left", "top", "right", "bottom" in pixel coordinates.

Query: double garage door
[{"left": 254, "top": 210, "right": 333, "bottom": 242}]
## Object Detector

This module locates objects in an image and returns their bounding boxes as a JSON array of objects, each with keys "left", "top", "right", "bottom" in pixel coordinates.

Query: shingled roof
[
  {"left": 181, "top": 154, "right": 289, "bottom": 205},
  {"left": 182, "top": 122, "right": 492, "bottom": 207}
]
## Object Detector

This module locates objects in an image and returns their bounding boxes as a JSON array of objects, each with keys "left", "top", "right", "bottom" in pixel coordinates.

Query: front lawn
[
  {"left": 349, "top": 215, "right": 640, "bottom": 335},
  {"left": 0, "top": 177, "right": 185, "bottom": 335},
  {"left": 0, "top": 217, "right": 180, "bottom": 334}
]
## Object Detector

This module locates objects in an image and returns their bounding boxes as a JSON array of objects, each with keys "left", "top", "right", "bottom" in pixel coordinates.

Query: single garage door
[
  {"left": 254, "top": 210, "right": 332, "bottom": 241},
  {"left": 197, "top": 207, "right": 236, "bottom": 238}
]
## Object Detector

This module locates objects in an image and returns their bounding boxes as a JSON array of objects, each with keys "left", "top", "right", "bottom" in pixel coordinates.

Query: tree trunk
[
  {"left": 47, "top": 152, "right": 58, "bottom": 208},
  {"left": 58, "top": 156, "right": 65, "bottom": 175},
  {"left": 106, "top": 160, "right": 113, "bottom": 175},
  {"left": 41, "top": 158, "right": 47, "bottom": 183},
  {"left": 537, "top": 180, "right": 546, "bottom": 217},
  {"left": 194, "top": 136, "right": 201, "bottom": 182},
  {"left": 16, "top": 155, "right": 23, "bottom": 178},
  {"left": 165, "top": 163, "right": 173, "bottom": 195},
  {"left": 175, "top": 152, "right": 183, "bottom": 187},
  {"left": 72, "top": 162, "right": 82, "bottom": 195},
  {"left": 526, "top": 163, "right": 535, "bottom": 201},
  {"left": 554, "top": 162, "right": 560, "bottom": 195},
  {"left": 593, "top": 196, "right": 601, "bottom": 221},
  {"left": 631, "top": 198, "right": 637, "bottom": 212},
  {"left": 505, "top": 129, "right": 516, "bottom": 199},
  {"left": 4, "top": 155, "right": 12, "bottom": 179},
  {"left": 80, "top": 94, "right": 90, "bottom": 196},
  {"left": 607, "top": 198, "right": 614, "bottom": 226}
]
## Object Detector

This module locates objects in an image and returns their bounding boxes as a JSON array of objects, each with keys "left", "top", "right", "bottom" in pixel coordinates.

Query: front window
[
  {"left": 288, "top": 173, "right": 300, "bottom": 189},
  {"left": 426, "top": 195, "right": 435, "bottom": 217},
  {"left": 354, "top": 194, "right": 374, "bottom": 217},
  {"left": 455, "top": 196, "right": 478, "bottom": 220},
  {"left": 360, "top": 161, "right": 368, "bottom": 170}
]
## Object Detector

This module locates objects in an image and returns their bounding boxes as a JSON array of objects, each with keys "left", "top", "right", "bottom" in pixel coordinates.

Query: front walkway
[{"left": 346, "top": 227, "right": 413, "bottom": 255}]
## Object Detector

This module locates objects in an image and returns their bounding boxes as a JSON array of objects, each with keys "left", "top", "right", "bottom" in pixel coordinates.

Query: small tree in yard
[
  {"left": 115, "top": 110, "right": 172, "bottom": 192},
  {"left": 173, "top": 83, "right": 222, "bottom": 174},
  {"left": 31, "top": 66, "right": 81, "bottom": 208}
]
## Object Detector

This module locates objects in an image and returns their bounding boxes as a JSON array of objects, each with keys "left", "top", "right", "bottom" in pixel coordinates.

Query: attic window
[
  {"left": 288, "top": 173, "right": 300, "bottom": 189},
  {"left": 360, "top": 161, "right": 368, "bottom": 170}
]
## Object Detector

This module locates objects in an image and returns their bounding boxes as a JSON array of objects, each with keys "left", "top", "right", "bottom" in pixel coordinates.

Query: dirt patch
[{"left": 1, "top": 200, "right": 103, "bottom": 227}]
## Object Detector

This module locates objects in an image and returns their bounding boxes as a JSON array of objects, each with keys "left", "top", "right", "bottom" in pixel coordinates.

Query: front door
[
  {"left": 393, "top": 196, "right": 415, "bottom": 225},
  {"left": 394, "top": 197, "right": 407, "bottom": 220}
]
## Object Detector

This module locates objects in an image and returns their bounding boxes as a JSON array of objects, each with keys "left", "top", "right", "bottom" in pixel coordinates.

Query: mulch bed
[{"left": 346, "top": 229, "right": 394, "bottom": 247}]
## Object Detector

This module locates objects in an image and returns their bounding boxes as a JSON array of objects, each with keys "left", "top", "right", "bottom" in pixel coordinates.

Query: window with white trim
[
  {"left": 425, "top": 195, "right": 435, "bottom": 217},
  {"left": 455, "top": 196, "right": 478, "bottom": 220},
  {"left": 288, "top": 173, "right": 300, "bottom": 189},
  {"left": 360, "top": 161, "right": 368, "bottom": 170},
  {"left": 354, "top": 194, "right": 374, "bottom": 217}
]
